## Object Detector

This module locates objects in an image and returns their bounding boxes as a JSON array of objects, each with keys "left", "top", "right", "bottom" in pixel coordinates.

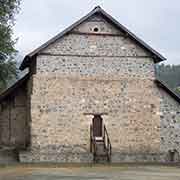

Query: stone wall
[
  {"left": 0, "top": 84, "right": 28, "bottom": 148},
  {"left": 37, "top": 56, "right": 154, "bottom": 80},
  {"left": 158, "top": 87, "right": 180, "bottom": 162},
  {"left": 73, "top": 14, "right": 122, "bottom": 34},
  {"left": 19, "top": 14, "right": 166, "bottom": 163}
]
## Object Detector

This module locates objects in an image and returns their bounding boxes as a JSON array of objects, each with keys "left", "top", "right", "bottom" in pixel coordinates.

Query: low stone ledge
[
  {"left": 111, "top": 153, "right": 168, "bottom": 163},
  {"left": 19, "top": 150, "right": 93, "bottom": 163}
]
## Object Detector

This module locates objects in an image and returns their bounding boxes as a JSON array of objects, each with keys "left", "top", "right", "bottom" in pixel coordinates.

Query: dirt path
[{"left": 0, "top": 165, "right": 180, "bottom": 180}]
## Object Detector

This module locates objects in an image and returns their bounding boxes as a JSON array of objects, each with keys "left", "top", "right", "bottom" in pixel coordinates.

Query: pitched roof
[
  {"left": 19, "top": 6, "right": 166, "bottom": 70},
  {"left": 155, "top": 79, "right": 180, "bottom": 104},
  {"left": 0, "top": 73, "right": 29, "bottom": 102}
]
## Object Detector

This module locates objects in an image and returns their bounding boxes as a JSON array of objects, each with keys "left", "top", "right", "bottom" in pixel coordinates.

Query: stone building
[{"left": 0, "top": 6, "right": 180, "bottom": 163}]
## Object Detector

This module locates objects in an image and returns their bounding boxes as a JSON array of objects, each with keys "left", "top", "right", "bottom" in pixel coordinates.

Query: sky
[{"left": 13, "top": 0, "right": 180, "bottom": 64}]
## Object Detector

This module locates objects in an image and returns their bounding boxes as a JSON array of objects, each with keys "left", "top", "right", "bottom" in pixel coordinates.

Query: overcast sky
[{"left": 13, "top": 0, "right": 180, "bottom": 64}]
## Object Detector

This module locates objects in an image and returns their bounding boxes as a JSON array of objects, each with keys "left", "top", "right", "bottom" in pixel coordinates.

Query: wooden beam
[
  {"left": 83, "top": 113, "right": 108, "bottom": 116},
  {"left": 39, "top": 52, "right": 152, "bottom": 59},
  {"left": 71, "top": 31, "right": 125, "bottom": 37}
]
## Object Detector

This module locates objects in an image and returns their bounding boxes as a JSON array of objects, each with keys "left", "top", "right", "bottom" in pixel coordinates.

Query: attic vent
[{"left": 93, "top": 27, "right": 99, "bottom": 32}]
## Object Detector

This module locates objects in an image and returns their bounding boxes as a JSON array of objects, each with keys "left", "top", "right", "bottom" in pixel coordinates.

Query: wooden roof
[
  {"left": 0, "top": 73, "right": 29, "bottom": 102},
  {"left": 155, "top": 79, "right": 180, "bottom": 104}
]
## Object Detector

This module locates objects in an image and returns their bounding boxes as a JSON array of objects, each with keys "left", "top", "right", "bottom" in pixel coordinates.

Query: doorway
[{"left": 92, "top": 115, "right": 103, "bottom": 137}]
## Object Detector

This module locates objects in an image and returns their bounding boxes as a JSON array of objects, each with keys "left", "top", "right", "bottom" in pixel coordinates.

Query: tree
[{"left": 0, "top": 0, "right": 21, "bottom": 91}]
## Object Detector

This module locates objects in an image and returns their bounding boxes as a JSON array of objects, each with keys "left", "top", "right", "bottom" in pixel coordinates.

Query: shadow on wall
[
  {"left": 168, "top": 149, "right": 180, "bottom": 162},
  {"left": 0, "top": 147, "right": 19, "bottom": 164}
]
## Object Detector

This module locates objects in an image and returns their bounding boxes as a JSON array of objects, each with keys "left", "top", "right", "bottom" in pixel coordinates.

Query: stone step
[
  {"left": 93, "top": 140, "right": 110, "bottom": 163},
  {"left": 96, "top": 147, "right": 105, "bottom": 153},
  {"left": 95, "top": 154, "right": 109, "bottom": 163},
  {"left": 96, "top": 141, "right": 106, "bottom": 154},
  {"left": 96, "top": 148, "right": 107, "bottom": 155}
]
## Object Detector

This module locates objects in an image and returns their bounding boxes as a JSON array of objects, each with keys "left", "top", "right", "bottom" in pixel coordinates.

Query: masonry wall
[
  {"left": 19, "top": 14, "right": 167, "bottom": 163},
  {"left": 0, "top": 85, "right": 28, "bottom": 148},
  {"left": 158, "top": 87, "right": 180, "bottom": 162}
]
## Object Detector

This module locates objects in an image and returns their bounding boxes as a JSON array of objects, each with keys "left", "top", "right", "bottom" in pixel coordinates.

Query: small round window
[{"left": 93, "top": 27, "right": 99, "bottom": 32}]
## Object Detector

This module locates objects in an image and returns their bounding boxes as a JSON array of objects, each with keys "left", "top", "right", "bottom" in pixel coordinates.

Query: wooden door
[{"left": 92, "top": 115, "right": 103, "bottom": 137}]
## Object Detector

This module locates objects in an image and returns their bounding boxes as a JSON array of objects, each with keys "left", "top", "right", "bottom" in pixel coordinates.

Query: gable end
[{"left": 20, "top": 6, "right": 166, "bottom": 70}]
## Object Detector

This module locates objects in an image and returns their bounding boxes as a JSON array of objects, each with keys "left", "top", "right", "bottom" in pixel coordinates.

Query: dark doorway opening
[
  {"left": 168, "top": 149, "right": 179, "bottom": 162},
  {"left": 169, "top": 150, "right": 175, "bottom": 162},
  {"left": 92, "top": 115, "right": 103, "bottom": 137}
]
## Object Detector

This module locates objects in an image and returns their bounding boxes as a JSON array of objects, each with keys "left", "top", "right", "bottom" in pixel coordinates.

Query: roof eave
[
  {"left": 19, "top": 56, "right": 30, "bottom": 70},
  {"left": 97, "top": 8, "right": 166, "bottom": 63},
  {"left": 0, "top": 73, "right": 29, "bottom": 102},
  {"left": 19, "top": 6, "right": 166, "bottom": 70},
  {"left": 155, "top": 79, "right": 180, "bottom": 104}
]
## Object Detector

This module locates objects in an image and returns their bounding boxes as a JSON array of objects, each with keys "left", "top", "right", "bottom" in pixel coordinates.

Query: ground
[{"left": 0, "top": 164, "right": 180, "bottom": 180}]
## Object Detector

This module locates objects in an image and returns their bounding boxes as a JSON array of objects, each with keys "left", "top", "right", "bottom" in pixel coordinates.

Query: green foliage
[
  {"left": 175, "top": 86, "right": 180, "bottom": 94},
  {"left": 0, "top": 0, "right": 21, "bottom": 24},
  {"left": 0, "top": 0, "right": 21, "bottom": 91},
  {"left": 156, "top": 64, "right": 180, "bottom": 97},
  {"left": 0, "top": 59, "right": 17, "bottom": 91}
]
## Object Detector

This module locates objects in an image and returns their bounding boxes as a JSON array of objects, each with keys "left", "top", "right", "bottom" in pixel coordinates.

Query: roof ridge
[{"left": 93, "top": 6, "right": 102, "bottom": 10}]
